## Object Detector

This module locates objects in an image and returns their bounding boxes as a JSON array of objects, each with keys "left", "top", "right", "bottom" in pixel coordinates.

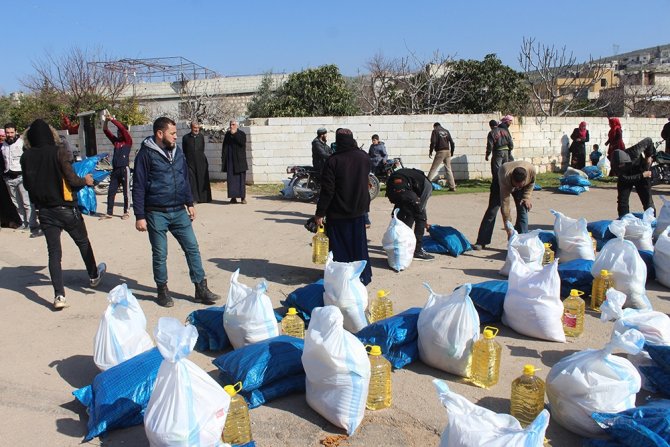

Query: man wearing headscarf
[
  {"left": 20, "top": 119, "right": 106, "bottom": 310},
  {"left": 569, "top": 121, "right": 589, "bottom": 169},
  {"left": 314, "top": 128, "right": 372, "bottom": 285},
  {"left": 605, "top": 117, "right": 625, "bottom": 160},
  {"left": 611, "top": 137, "right": 655, "bottom": 217}
]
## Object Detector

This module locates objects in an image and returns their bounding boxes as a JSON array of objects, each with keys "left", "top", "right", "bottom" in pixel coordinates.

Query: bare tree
[
  {"left": 22, "top": 46, "right": 130, "bottom": 113},
  {"left": 518, "top": 37, "right": 611, "bottom": 117},
  {"left": 358, "top": 51, "right": 468, "bottom": 115},
  {"left": 174, "top": 78, "right": 242, "bottom": 125}
]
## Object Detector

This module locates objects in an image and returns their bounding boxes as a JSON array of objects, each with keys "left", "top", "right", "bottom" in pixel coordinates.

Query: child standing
[{"left": 590, "top": 144, "right": 602, "bottom": 166}]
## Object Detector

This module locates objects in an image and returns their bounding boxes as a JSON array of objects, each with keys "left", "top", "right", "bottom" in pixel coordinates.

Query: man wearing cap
[
  {"left": 611, "top": 137, "right": 655, "bottom": 217},
  {"left": 427, "top": 122, "right": 456, "bottom": 191},
  {"left": 312, "top": 128, "right": 332, "bottom": 173}
]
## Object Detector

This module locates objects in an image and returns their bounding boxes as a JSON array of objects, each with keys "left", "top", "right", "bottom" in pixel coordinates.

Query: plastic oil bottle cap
[
  {"left": 377, "top": 289, "right": 390, "bottom": 298},
  {"left": 523, "top": 364, "right": 536, "bottom": 375},
  {"left": 600, "top": 269, "right": 609, "bottom": 276},
  {"left": 287, "top": 307, "right": 298, "bottom": 316},
  {"left": 570, "top": 289, "right": 583, "bottom": 297},
  {"left": 482, "top": 326, "right": 498, "bottom": 339},
  {"left": 368, "top": 345, "right": 382, "bottom": 356},
  {"left": 543, "top": 243, "right": 551, "bottom": 248},
  {"left": 317, "top": 225, "right": 325, "bottom": 233},
  {"left": 224, "top": 381, "right": 243, "bottom": 397}
]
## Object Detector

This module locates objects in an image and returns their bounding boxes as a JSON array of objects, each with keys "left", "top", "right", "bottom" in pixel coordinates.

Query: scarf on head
[
  {"left": 608, "top": 117, "right": 621, "bottom": 140},
  {"left": 578, "top": 121, "right": 587, "bottom": 139}
]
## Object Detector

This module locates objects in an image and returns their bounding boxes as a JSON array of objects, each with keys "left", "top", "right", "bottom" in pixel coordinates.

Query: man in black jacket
[
  {"left": 611, "top": 137, "right": 656, "bottom": 217},
  {"left": 314, "top": 128, "right": 372, "bottom": 285},
  {"left": 386, "top": 168, "right": 434, "bottom": 260},
  {"left": 20, "top": 119, "right": 106, "bottom": 310},
  {"left": 427, "top": 122, "right": 456, "bottom": 191},
  {"left": 311, "top": 127, "right": 332, "bottom": 173}
]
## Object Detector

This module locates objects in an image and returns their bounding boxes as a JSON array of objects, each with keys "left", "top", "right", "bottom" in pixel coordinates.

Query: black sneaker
[{"left": 414, "top": 249, "right": 435, "bottom": 261}]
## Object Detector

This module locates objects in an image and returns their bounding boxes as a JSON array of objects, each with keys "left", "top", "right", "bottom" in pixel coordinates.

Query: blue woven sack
[
  {"left": 557, "top": 184, "right": 587, "bottom": 195},
  {"left": 466, "top": 280, "right": 508, "bottom": 324},
  {"left": 356, "top": 307, "right": 421, "bottom": 369},
  {"left": 212, "top": 335, "right": 305, "bottom": 408},
  {"left": 587, "top": 400, "right": 670, "bottom": 447},
  {"left": 73, "top": 347, "right": 163, "bottom": 441},
  {"left": 73, "top": 154, "right": 110, "bottom": 215},
  {"left": 280, "top": 280, "right": 324, "bottom": 322},
  {"left": 560, "top": 175, "right": 592, "bottom": 187},
  {"left": 427, "top": 224, "right": 471, "bottom": 257},
  {"left": 186, "top": 306, "right": 230, "bottom": 352},
  {"left": 582, "top": 166, "right": 604, "bottom": 180},
  {"left": 422, "top": 235, "right": 449, "bottom": 254},
  {"left": 558, "top": 259, "right": 595, "bottom": 298},
  {"left": 639, "top": 250, "right": 656, "bottom": 282},
  {"left": 537, "top": 230, "right": 558, "bottom": 251}
]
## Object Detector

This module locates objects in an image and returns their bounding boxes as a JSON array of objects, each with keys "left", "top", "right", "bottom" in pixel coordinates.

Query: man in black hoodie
[
  {"left": 20, "top": 119, "right": 106, "bottom": 310},
  {"left": 314, "top": 128, "right": 372, "bottom": 285},
  {"left": 611, "top": 137, "right": 656, "bottom": 217}
]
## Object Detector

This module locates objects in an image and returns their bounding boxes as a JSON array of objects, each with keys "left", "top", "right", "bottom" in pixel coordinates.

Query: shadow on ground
[{"left": 210, "top": 257, "right": 324, "bottom": 285}]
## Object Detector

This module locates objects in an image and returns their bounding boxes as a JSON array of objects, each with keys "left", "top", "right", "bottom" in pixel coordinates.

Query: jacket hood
[{"left": 25, "top": 119, "right": 57, "bottom": 148}]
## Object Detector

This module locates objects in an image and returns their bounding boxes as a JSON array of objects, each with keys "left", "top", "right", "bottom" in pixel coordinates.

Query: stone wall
[{"left": 66, "top": 115, "right": 666, "bottom": 184}]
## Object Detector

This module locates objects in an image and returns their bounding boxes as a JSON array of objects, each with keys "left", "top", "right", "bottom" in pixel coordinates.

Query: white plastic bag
[
  {"left": 499, "top": 222, "right": 544, "bottom": 276},
  {"left": 655, "top": 226, "right": 670, "bottom": 288},
  {"left": 433, "top": 379, "right": 549, "bottom": 447},
  {"left": 620, "top": 208, "right": 655, "bottom": 252},
  {"left": 600, "top": 288, "right": 670, "bottom": 391},
  {"left": 597, "top": 156, "right": 610, "bottom": 175},
  {"left": 502, "top": 247, "right": 565, "bottom": 342},
  {"left": 545, "top": 328, "right": 643, "bottom": 438},
  {"left": 565, "top": 166, "right": 588, "bottom": 179},
  {"left": 279, "top": 179, "right": 295, "bottom": 198},
  {"left": 223, "top": 269, "right": 279, "bottom": 349},
  {"left": 417, "top": 283, "right": 480, "bottom": 377},
  {"left": 381, "top": 208, "right": 416, "bottom": 272},
  {"left": 592, "top": 220, "right": 650, "bottom": 309},
  {"left": 302, "top": 306, "right": 370, "bottom": 435},
  {"left": 551, "top": 210, "right": 595, "bottom": 263},
  {"left": 323, "top": 252, "right": 369, "bottom": 333},
  {"left": 144, "top": 318, "right": 230, "bottom": 447},
  {"left": 654, "top": 196, "right": 670, "bottom": 240},
  {"left": 93, "top": 283, "right": 154, "bottom": 371}
]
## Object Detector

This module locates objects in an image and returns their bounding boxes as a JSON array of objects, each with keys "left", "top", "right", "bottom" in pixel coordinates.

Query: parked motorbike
[
  {"left": 93, "top": 155, "right": 134, "bottom": 195},
  {"left": 651, "top": 142, "right": 670, "bottom": 185},
  {"left": 284, "top": 166, "right": 381, "bottom": 202}
]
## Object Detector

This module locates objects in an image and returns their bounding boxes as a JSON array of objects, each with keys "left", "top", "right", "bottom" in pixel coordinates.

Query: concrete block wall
[{"left": 66, "top": 115, "right": 667, "bottom": 184}]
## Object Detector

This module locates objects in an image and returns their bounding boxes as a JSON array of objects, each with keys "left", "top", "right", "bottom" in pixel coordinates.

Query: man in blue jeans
[{"left": 132, "top": 117, "right": 220, "bottom": 307}]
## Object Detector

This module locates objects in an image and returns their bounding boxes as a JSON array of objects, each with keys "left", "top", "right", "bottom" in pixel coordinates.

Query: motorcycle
[
  {"left": 651, "top": 141, "right": 670, "bottom": 185},
  {"left": 284, "top": 166, "right": 381, "bottom": 202},
  {"left": 93, "top": 154, "right": 134, "bottom": 195}
]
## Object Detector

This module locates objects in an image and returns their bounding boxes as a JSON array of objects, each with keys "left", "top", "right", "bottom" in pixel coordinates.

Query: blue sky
[{"left": 2, "top": 0, "right": 668, "bottom": 93}]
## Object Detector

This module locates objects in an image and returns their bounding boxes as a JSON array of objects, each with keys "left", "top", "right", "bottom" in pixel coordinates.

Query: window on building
[{"left": 600, "top": 79, "right": 607, "bottom": 87}]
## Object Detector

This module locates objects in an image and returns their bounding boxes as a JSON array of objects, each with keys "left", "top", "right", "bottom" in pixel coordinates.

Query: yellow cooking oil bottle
[
  {"left": 366, "top": 345, "right": 392, "bottom": 410},
  {"left": 369, "top": 289, "right": 394, "bottom": 323},
  {"left": 280, "top": 307, "right": 305, "bottom": 339},
  {"left": 591, "top": 269, "right": 615, "bottom": 312},
  {"left": 222, "top": 382, "right": 252, "bottom": 445},
  {"left": 469, "top": 326, "right": 502, "bottom": 388},
  {"left": 589, "top": 232, "right": 597, "bottom": 253},
  {"left": 312, "top": 225, "right": 329, "bottom": 264},
  {"left": 542, "top": 243, "right": 555, "bottom": 265},
  {"left": 563, "top": 289, "right": 585, "bottom": 337},
  {"left": 510, "top": 364, "right": 546, "bottom": 427}
]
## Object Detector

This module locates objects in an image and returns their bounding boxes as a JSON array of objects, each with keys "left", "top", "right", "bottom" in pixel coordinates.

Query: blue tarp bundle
[
  {"left": 431, "top": 182, "right": 443, "bottom": 190},
  {"left": 586, "top": 400, "right": 670, "bottom": 447},
  {"left": 212, "top": 335, "right": 305, "bottom": 409},
  {"left": 73, "top": 347, "right": 163, "bottom": 441},
  {"left": 72, "top": 153, "right": 110, "bottom": 215},
  {"left": 557, "top": 259, "right": 595, "bottom": 298},
  {"left": 422, "top": 235, "right": 449, "bottom": 254},
  {"left": 588, "top": 220, "right": 615, "bottom": 251},
  {"left": 280, "top": 280, "right": 324, "bottom": 323},
  {"left": 641, "top": 345, "right": 670, "bottom": 398},
  {"left": 355, "top": 307, "right": 421, "bottom": 369},
  {"left": 560, "top": 175, "right": 591, "bottom": 187},
  {"left": 427, "top": 224, "right": 472, "bottom": 257},
  {"left": 466, "top": 280, "right": 508, "bottom": 323},
  {"left": 639, "top": 250, "right": 656, "bottom": 282},
  {"left": 582, "top": 166, "right": 604, "bottom": 180},
  {"left": 557, "top": 184, "right": 588, "bottom": 195},
  {"left": 186, "top": 306, "right": 230, "bottom": 352},
  {"left": 538, "top": 230, "right": 558, "bottom": 251}
]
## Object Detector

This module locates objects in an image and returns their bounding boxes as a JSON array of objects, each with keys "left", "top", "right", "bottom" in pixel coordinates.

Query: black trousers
[
  {"left": 617, "top": 179, "right": 655, "bottom": 217},
  {"left": 39, "top": 206, "right": 98, "bottom": 297},
  {"left": 107, "top": 166, "right": 130, "bottom": 215},
  {"left": 394, "top": 178, "right": 432, "bottom": 251}
]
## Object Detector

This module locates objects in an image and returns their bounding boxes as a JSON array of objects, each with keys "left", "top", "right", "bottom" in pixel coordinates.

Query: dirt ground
[{"left": 1, "top": 180, "right": 669, "bottom": 447}]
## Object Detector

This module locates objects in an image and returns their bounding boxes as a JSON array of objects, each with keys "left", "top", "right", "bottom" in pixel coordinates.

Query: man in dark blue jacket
[{"left": 132, "top": 117, "right": 219, "bottom": 307}]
